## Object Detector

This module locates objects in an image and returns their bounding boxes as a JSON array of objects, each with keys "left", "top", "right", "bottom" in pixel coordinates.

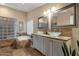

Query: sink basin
[{"left": 48, "top": 32, "right": 61, "bottom": 37}]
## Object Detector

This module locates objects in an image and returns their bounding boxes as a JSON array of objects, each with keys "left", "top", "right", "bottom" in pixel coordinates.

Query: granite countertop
[{"left": 32, "top": 33, "right": 71, "bottom": 41}]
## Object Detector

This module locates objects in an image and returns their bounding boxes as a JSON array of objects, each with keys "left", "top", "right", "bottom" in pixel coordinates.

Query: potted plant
[{"left": 62, "top": 42, "right": 76, "bottom": 56}]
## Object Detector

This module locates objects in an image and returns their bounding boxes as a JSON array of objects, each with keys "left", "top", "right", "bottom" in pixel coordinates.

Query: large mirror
[
  {"left": 51, "top": 4, "right": 76, "bottom": 28},
  {"left": 38, "top": 16, "right": 48, "bottom": 29}
]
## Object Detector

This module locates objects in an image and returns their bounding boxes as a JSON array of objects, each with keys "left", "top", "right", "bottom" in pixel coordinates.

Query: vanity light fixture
[
  {"left": 43, "top": 7, "right": 57, "bottom": 16},
  {"left": 47, "top": 9, "right": 51, "bottom": 14},
  {"left": 43, "top": 9, "right": 51, "bottom": 16},
  {"left": 43, "top": 11, "right": 47, "bottom": 16},
  {"left": 51, "top": 7, "right": 56, "bottom": 12}
]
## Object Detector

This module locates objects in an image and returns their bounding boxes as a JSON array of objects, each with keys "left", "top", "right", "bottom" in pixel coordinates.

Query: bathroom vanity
[
  {"left": 33, "top": 4, "right": 76, "bottom": 56},
  {"left": 32, "top": 33, "right": 71, "bottom": 56}
]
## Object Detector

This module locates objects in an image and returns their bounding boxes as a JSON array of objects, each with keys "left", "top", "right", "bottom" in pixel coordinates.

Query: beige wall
[
  {"left": 27, "top": 3, "right": 70, "bottom": 33},
  {"left": 72, "top": 4, "right": 79, "bottom": 54},
  {"left": 0, "top": 5, "right": 27, "bottom": 33}
]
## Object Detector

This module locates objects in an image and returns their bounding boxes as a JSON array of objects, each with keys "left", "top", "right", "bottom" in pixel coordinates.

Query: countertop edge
[{"left": 32, "top": 33, "right": 71, "bottom": 41}]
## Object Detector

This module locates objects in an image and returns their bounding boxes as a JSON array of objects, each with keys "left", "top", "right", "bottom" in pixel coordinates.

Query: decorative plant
[
  {"left": 77, "top": 40, "right": 79, "bottom": 48},
  {"left": 77, "top": 40, "right": 79, "bottom": 55},
  {"left": 62, "top": 42, "right": 76, "bottom": 56}
]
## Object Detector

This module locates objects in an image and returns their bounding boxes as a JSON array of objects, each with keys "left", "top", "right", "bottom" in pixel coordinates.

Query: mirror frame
[
  {"left": 51, "top": 3, "right": 77, "bottom": 28},
  {"left": 38, "top": 16, "right": 48, "bottom": 30}
]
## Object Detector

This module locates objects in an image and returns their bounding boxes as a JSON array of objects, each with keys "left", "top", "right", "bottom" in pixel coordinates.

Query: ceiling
[{"left": 0, "top": 3, "right": 45, "bottom": 12}]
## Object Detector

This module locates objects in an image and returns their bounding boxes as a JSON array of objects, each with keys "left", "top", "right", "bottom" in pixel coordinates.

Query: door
[{"left": 27, "top": 19, "right": 33, "bottom": 35}]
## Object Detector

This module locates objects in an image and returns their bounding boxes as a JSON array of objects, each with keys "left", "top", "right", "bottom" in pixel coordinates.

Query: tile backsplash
[
  {"left": 51, "top": 28, "right": 72, "bottom": 37},
  {"left": 38, "top": 28, "right": 72, "bottom": 37}
]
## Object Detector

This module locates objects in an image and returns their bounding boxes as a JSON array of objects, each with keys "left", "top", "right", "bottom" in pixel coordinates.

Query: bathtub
[{"left": 17, "top": 36, "right": 31, "bottom": 41}]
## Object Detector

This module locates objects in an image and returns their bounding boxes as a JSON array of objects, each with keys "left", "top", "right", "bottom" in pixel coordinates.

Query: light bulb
[
  {"left": 43, "top": 11, "right": 47, "bottom": 16},
  {"left": 51, "top": 7, "right": 56, "bottom": 12},
  {"left": 47, "top": 9, "right": 51, "bottom": 14}
]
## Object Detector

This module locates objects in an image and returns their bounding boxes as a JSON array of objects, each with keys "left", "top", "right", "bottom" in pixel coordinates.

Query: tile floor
[{"left": 0, "top": 47, "right": 43, "bottom": 56}]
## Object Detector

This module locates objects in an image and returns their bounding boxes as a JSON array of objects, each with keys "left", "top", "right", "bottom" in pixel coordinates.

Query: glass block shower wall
[{"left": 0, "top": 16, "right": 16, "bottom": 39}]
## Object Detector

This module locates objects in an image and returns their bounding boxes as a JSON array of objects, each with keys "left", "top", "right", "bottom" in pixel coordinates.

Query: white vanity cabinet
[
  {"left": 49, "top": 39, "right": 64, "bottom": 56},
  {"left": 37, "top": 36, "right": 44, "bottom": 53},
  {"left": 32, "top": 35, "right": 37, "bottom": 48},
  {"left": 32, "top": 35, "right": 44, "bottom": 53},
  {"left": 43, "top": 37, "right": 50, "bottom": 55},
  {"left": 43, "top": 38, "right": 64, "bottom": 56},
  {"left": 32, "top": 34, "right": 70, "bottom": 56}
]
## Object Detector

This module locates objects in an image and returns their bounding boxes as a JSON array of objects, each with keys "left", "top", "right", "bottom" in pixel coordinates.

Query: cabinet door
[
  {"left": 52, "top": 39, "right": 64, "bottom": 56},
  {"left": 32, "top": 35, "right": 38, "bottom": 48},
  {"left": 43, "top": 37, "right": 49, "bottom": 55},
  {"left": 38, "top": 36, "right": 44, "bottom": 54},
  {"left": 36, "top": 35, "right": 40, "bottom": 50},
  {"left": 33, "top": 35, "right": 44, "bottom": 54}
]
